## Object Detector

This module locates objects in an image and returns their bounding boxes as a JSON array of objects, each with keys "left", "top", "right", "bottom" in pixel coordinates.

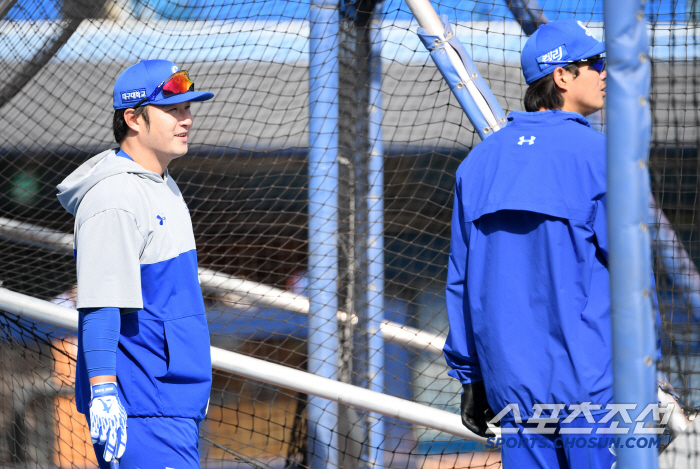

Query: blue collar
[
  {"left": 116, "top": 149, "right": 133, "bottom": 161},
  {"left": 507, "top": 110, "right": 591, "bottom": 128}
]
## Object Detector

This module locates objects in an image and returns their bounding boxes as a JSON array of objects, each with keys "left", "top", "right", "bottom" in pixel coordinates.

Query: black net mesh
[{"left": 0, "top": 0, "right": 697, "bottom": 467}]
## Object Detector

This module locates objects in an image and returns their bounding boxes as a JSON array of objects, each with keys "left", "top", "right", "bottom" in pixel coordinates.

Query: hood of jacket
[
  {"left": 56, "top": 148, "right": 166, "bottom": 215},
  {"left": 507, "top": 110, "right": 591, "bottom": 128}
]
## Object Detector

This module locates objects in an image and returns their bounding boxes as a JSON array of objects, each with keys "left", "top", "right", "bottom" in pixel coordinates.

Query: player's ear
[
  {"left": 123, "top": 108, "right": 142, "bottom": 133},
  {"left": 552, "top": 67, "right": 571, "bottom": 92}
]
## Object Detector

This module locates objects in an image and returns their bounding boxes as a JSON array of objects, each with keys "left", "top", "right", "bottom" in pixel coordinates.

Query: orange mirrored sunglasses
[{"left": 134, "top": 70, "right": 195, "bottom": 107}]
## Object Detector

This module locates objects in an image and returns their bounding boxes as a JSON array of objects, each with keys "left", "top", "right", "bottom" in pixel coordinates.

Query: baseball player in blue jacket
[
  {"left": 443, "top": 20, "right": 618, "bottom": 467},
  {"left": 57, "top": 60, "right": 214, "bottom": 468}
]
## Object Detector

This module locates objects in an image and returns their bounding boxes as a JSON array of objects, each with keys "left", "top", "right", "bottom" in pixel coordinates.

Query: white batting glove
[{"left": 89, "top": 382, "right": 127, "bottom": 462}]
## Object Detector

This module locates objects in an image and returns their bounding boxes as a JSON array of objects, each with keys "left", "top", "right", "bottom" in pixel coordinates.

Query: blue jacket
[
  {"left": 57, "top": 149, "right": 212, "bottom": 420},
  {"left": 444, "top": 110, "right": 612, "bottom": 420}
]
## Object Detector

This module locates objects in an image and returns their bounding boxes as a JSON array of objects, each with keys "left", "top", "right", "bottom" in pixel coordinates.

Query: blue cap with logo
[
  {"left": 521, "top": 19, "right": 605, "bottom": 85},
  {"left": 113, "top": 60, "right": 214, "bottom": 109}
]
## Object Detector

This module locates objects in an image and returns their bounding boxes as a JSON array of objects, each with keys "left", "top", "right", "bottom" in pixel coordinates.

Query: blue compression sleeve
[{"left": 80, "top": 307, "right": 120, "bottom": 378}]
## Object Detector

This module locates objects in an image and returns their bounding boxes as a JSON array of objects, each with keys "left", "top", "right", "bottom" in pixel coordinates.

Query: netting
[{"left": 0, "top": 0, "right": 698, "bottom": 467}]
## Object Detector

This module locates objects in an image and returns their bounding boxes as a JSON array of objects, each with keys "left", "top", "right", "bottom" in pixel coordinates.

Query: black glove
[{"left": 460, "top": 381, "right": 498, "bottom": 437}]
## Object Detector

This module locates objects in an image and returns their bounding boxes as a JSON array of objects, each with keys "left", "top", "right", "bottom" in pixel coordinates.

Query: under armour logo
[
  {"left": 156, "top": 215, "right": 166, "bottom": 225},
  {"left": 518, "top": 136, "right": 536, "bottom": 145}
]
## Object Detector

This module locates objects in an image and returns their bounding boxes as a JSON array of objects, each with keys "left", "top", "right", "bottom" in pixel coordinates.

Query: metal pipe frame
[
  {"left": 308, "top": 0, "right": 341, "bottom": 466},
  {"left": 367, "top": 1, "right": 386, "bottom": 465},
  {"left": 0, "top": 287, "right": 487, "bottom": 443}
]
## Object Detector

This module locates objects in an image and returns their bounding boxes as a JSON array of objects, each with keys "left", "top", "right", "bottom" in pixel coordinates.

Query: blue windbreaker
[{"left": 444, "top": 110, "right": 612, "bottom": 420}]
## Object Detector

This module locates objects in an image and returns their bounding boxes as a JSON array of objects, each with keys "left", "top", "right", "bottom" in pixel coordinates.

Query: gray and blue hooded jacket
[{"left": 57, "top": 149, "right": 211, "bottom": 420}]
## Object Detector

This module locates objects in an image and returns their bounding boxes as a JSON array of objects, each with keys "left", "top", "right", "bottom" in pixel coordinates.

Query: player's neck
[
  {"left": 539, "top": 103, "right": 598, "bottom": 117},
  {"left": 559, "top": 96, "right": 601, "bottom": 117},
  {"left": 120, "top": 138, "right": 169, "bottom": 177},
  {"left": 559, "top": 102, "right": 586, "bottom": 115}
]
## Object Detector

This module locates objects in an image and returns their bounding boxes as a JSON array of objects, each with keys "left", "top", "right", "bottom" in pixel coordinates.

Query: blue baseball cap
[
  {"left": 113, "top": 60, "right": 214, "bottom": 109},
  {"left": 521, "top": 19, "right": 605, "bottom": 85}
]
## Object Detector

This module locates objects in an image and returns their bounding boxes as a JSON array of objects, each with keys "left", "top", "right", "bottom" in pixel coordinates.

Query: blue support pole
[
  {"left": 367, "top": 3, "right": 385, "bottom": 467},
  {"left": 604, "top": 1, "right": 658, "bottom": 468},
  {"left": 308, "top": 1, "right": 340, "bottom": 468},
  {"left": 505, "top": 0, "right": 548, "bottom": 36}
]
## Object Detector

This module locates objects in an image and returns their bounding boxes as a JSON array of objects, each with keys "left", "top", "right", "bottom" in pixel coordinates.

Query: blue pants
[
  {"left": 500, "top": 417, "right": 616, "bottom": 469},
  {"left": 88, "top": 414, "right": 201, "bottom": 469}
]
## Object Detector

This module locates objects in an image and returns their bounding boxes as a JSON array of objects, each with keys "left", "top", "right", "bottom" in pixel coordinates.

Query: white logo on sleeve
[{"left": 518, "top": 136, "right": 536, "bottom": 145}]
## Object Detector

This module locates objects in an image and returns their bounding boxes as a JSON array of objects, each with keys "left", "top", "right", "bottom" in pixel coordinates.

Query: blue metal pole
[
  {"left": 308, "top": 1, "right": 340, "bottom": 467},
  {"left": 604, "top": 1, "right": 658, "bottom": 468},
  {"left": 505, "top": 0, "right": 547, "bottom": 36},
  {"left": 367, "top": 3, "right": 385, "bottom": 467}
]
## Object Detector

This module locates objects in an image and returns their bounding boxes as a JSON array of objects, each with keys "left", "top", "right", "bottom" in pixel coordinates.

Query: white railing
[
  {"left": 0, "top": 216, "right": 447, "bottom": 354},
  {"left": 0, "top": 287, "right": 484, "bottom": 442}
]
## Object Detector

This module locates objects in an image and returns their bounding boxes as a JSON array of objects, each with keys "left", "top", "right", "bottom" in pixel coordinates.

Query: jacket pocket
[
  {"left": 156, "top": 314, "right": 212, "bottom": 418},
  {"left": 118, "top": 316, "right": 167, "bottom": 415},
  {"left": 161, "top": 314, "right": 212, "bottom": 384}
]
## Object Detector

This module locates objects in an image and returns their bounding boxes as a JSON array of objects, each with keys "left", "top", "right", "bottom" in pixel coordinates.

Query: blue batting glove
[{"left": 89, "top": 382, "right": 127, "bottom": 462}]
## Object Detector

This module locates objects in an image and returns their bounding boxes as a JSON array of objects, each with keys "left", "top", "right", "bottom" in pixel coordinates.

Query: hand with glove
[
  {"left": 89, "top": 382, "right": 127, "bottom": 463},
  {"left": 460, "top": 381, "right": 498, "bottom": 437}
]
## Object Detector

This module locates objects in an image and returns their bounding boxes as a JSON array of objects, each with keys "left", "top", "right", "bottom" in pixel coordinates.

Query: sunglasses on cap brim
[
  {"left": 539, "top": 57, "right": 607, "bottom": 73},
  {"left": 133, "top": 70, "right": 195, "bottom": 108}
]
